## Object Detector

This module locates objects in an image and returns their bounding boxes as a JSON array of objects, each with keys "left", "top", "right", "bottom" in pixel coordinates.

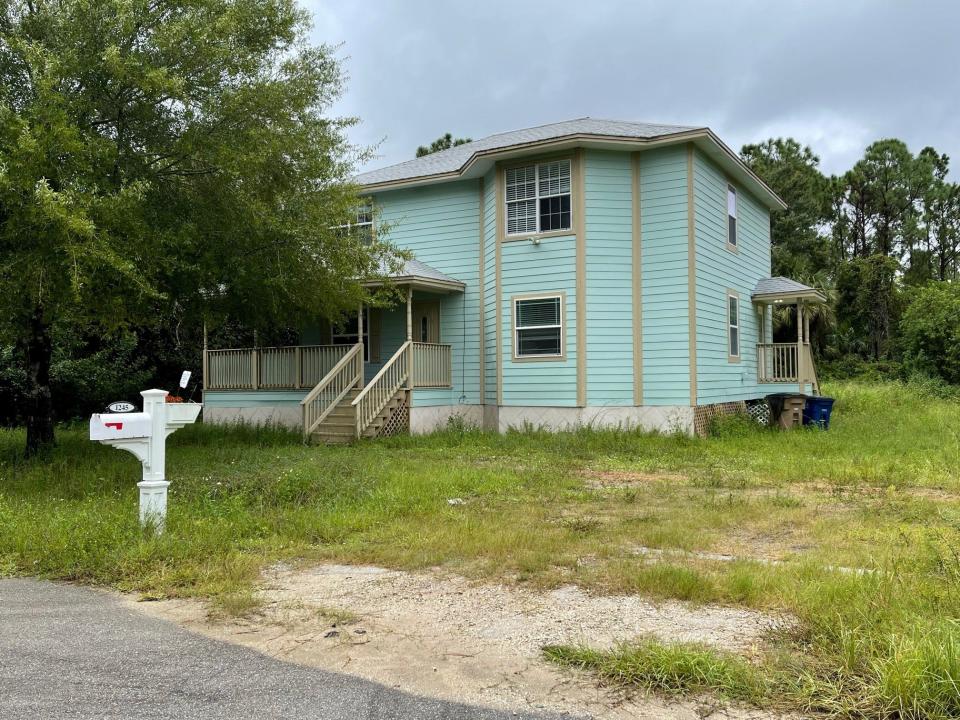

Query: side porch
[
  {"left": 752, "top": 277, "right": 825, "bottom": 396},
  {"left": 202, "top": 262, "right": 465, "bottom": 442}
]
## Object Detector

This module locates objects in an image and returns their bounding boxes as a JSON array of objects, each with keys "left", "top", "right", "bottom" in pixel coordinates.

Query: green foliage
[
  {"left": 0, "top": 0, "right": 403, "bottom": 450},
  {"left": 544, "top": 640, "right": 767, "bottom": 703},
  {"left": 740, "top": 138, "right": 832, "bottom": 280},
  {"left": 707, "top": 411, "right": 762, "bottom": 439},
  {"left": 415, "top": 132, "right": 472, "bottom": 157},
  {"left": 899, "top": 282, "right": 960, "bottom": 385},
  {"left": 834, "top": 255, "right": 901, "bottom": 360}
]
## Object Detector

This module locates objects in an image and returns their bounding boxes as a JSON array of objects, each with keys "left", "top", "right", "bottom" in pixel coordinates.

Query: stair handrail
[
  {"left": 300, "top": 342, "right": 363, "bottom": 438},
  {"left": 352, "top": 340, "right": 410, "bottom": 435}
]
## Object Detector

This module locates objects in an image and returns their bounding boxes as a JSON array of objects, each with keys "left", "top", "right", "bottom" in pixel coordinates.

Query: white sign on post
[{"left": 90, "top": 389, "right": 202, "bottom": 533}]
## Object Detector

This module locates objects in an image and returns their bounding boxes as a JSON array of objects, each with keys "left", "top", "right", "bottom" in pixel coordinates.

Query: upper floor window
[
  {"left": 335, "top": 204, "right": 374, "bottom": 244},
  {"left": 727, "top": 186, "right": 738, "bottom": 249},
  {"left": 514, "top": 294, "right": 563, "bottom": 358},
  {"left": 505, "top": 160, "right": 571, "bottom": 236},
  {"left": 727, "top": 293, "right": 740, "bottom": 359}
]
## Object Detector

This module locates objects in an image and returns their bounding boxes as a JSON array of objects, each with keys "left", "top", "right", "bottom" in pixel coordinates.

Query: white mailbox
[
  {"left": 89, "top": 412, "right": 152, "bottom": 440},
  {"left": 90, "top": 389, "right": 202, "bottom": 533}
]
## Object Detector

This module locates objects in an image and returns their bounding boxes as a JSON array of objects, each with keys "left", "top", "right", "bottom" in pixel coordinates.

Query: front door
[{"left": 412, "top": 301, "right": 440, "bottom": 344}]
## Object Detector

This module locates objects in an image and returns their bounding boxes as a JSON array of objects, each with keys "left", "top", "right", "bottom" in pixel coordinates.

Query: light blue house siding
[
  {"left": 639, "top": 145, "right": 691, "bottom": 406},
  {"left": 692, "top": 149, "right": 773, "bottom": 403},
  {"left": 500, "top": 236, "right": 578, "bottom": 406},
  {"left": 482, "top": 169, "right": 497, "bottom": 406},
  {"left": 374, "top": 180, "right": 482, "bottom": 408},
  {"left": 584, "top": 150, "right": 634, "bottom": 406}
]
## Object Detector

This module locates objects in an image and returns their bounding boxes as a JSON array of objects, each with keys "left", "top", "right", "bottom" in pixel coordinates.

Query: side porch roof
[
  {"left": 752, "top": 277, "right": 826, "bottom": 304},
  {"left": 364, "top": 258, "right": 465, "bottom": 294}
]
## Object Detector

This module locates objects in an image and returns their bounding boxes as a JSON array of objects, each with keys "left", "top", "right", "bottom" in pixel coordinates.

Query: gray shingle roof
[
  {"left": 374, "top": 258, "right": 464, "bottom": 288},
  {"left": 355, "top": 118, "right": 700, "bottom": 187},
  {"left": 753, "top": 277, "right": 824, "bottom": 300}
]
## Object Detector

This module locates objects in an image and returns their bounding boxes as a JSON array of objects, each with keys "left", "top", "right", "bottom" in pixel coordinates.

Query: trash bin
[
  {"left": 804, "top": 396, "right": 835, "bottom": 429},
  {"left": 766, "top": 393, "right": 807, "bottom": 430}
]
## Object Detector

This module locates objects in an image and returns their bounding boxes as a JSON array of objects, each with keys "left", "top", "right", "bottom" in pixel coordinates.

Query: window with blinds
[
  {"left": 514, "top": 295, "right": 563, "bottom": 358},
  {"left": 505, "top": 160, "right": 571, "bottom": 236}
]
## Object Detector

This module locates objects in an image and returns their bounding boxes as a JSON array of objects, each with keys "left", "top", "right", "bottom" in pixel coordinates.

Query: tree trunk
[{"left": 24, "top": 306, "right": 55, "bottom": 456}]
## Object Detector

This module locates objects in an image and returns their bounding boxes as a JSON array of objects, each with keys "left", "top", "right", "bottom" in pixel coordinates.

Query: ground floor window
[
  {"left": 727, "top": 293, "right": 740, "bottom": 360},
  {"left": 513, "top": 294, "right": 563, "bottom": 359},
  {"left": 332, "top": 308, "right": 370, "bottom": 361}
]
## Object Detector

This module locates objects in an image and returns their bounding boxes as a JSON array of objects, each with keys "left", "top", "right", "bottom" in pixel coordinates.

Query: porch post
[
  {"left": 357, "top": 303, "right": 365, "bottom": 389},
  {"left": 406, "top": 286, "right": 414, "bottom": 390},
  {"left": 797, "top": 302, "right": 805, "bottom": 393},
  {"left": 202, "top": 321, "right": 208, "bottom": 393}
]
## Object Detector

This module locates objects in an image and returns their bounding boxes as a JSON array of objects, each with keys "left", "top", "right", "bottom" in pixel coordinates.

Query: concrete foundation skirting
[
  {"left": 203, "top": 405, "right": 301, "bottom": 430},
  {"left": 494, "top": 405, "right": 694, "bottom": 434},
  {"left": 409, "top": 405, "right": 484, "bottom": 434},
  {"left": 203, "top": 402, "right": 694, "bottom": 436}
]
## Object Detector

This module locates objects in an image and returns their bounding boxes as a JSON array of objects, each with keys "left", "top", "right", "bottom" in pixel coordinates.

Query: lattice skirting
[
  {"left": 376, "top": 394, "right": 409, "bottom": 438},
  {"left": 692, "top": 401, "right": 748, "bottom": 437}
]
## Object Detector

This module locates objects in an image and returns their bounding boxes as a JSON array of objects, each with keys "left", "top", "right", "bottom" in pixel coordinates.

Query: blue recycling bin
[{"left": 803, "top": 397, "right": 835, "bottom": 429}]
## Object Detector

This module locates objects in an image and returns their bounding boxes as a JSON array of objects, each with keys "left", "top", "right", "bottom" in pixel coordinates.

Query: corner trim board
[
  {"left": 687, "top": 144, "right": 698, "bottom": 406},
  {"left": 478, "top": 177, "right": 486, "bottom": 406},
  {"left": 574, "top": 148, "right": 587, "bottom": 407},
  {"left": 631, "top": 152, "right": 643, "bottom": 405},
  {"left": 495, "top": 165, "right": 504, "bottom": 405}
]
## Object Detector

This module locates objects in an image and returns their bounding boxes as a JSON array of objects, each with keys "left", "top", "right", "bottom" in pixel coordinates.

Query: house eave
[
  {"left": 362, "top": 276, "right": 466, "bottom": 294},
  {"left": 752, "top": 290, "right": 826, "bottom": 304},
  {"left": 358, "top": 128, "right": 787, "bottom": 211}
]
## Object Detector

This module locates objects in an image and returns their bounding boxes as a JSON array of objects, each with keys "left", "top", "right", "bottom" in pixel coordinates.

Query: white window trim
[
  {"left": 504, "top": 160, "right": 573, "bottom": 238},
  {"left": 512, "top": 292, "right": 566, "bottom": 362},
  {"left": 727, "top": 291, "right": 741, "bottom": 362},
  {"left": 333, "top": 204, "right": 374, "bottom": 243},
  {"left": 726, "top": 185, "right": 738, "bottom": 252}
]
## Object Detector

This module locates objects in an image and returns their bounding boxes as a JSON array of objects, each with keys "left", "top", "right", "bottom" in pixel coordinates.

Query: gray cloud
[{"left": 305, "top": 0, "right": 960, "bottom": 177}]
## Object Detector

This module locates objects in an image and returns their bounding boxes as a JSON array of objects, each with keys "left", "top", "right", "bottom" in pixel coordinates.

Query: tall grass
[{"left": 1, "top": 381, "right": 958, "bottom": 717}]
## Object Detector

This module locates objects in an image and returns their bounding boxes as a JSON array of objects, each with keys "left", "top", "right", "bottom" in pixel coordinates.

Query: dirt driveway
[{"left": 133, "top": 564, "right": 794, "bottom": 720}]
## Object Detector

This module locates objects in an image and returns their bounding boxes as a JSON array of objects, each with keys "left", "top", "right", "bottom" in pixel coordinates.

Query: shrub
[{"left": 899, "top": 282, "right": 960, "bottom": 385}]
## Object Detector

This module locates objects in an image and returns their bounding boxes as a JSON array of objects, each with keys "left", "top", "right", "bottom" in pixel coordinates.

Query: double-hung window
[
  {"left": 727, "top": 293, "right": 740, "bottom": 360},
  {"left": 727, "top": 186, "right": 738, "bottom": 249},
  {"left": 514, "top": 295, "right": 563, "bottom": 358},
  {"left": 335, "top": 204, "right": 374, "bottom": 244},
  {"left": 505, "top": 160, "right": 571, "bottom": 236}
]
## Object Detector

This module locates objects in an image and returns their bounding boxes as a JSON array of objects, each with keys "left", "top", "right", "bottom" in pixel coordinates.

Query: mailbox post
[{"left": 90, "top": 389, "right": 202, "bottom": 533}]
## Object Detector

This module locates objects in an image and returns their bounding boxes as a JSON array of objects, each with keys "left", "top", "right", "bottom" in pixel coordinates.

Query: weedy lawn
[{"left": 1, "top": 381, "right": 958, "bottom": 718}]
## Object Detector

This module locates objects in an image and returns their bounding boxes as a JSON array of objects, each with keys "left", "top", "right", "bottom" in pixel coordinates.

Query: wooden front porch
[{"left": 204, "top": 286, "right": 455, "bottom": 442}]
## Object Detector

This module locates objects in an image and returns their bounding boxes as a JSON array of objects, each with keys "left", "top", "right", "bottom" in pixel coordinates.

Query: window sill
[
  {"left": 511, "top": 354, "right": 567, "bottom": 363},
  {"left": 725, "top": 242, "right": 739, "bottom": 254},
  {"left": 502, "top": 229, "right": 573, "bottom": 243}
]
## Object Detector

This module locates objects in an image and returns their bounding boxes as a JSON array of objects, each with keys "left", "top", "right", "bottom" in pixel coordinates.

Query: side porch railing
[
  {"left": 757, "top": 342, "right": 819, "bottom": 393},
  {"left": 205, "top": 344, "right": 351, "bottom": 390},
  {"left": 412, "top": 342, "right": 451, "bottom": 388}
]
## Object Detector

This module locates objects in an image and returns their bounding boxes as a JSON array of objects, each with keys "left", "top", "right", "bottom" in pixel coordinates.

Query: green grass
[
  {"left": 544, "top": 639, "right": 767, "bottom": 703},
  {"left": 1, "top": 380, "right": 959, "bottom": 717}
]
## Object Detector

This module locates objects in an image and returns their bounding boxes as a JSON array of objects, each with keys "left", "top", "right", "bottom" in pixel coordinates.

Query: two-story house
[{"left": 203, "top": 118, "right": 824, "bottom": 440}]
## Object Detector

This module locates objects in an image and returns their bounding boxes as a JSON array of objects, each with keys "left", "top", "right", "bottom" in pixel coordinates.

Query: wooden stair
[{"left": 310, "top": 389, "right": 406, "bottom": 444}]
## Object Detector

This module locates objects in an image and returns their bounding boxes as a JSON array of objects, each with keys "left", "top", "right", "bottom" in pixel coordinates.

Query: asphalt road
[{"left": 0, "top": 578, "right": 551, "bottom": 720}]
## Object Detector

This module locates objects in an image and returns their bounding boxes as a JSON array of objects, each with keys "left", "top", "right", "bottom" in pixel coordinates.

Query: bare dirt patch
[
  {"left": 131, "top": 564, "right": 792, "bottom": 720},
  {"left": 580, "top": 469, "right": 687, "bottom": 489}
]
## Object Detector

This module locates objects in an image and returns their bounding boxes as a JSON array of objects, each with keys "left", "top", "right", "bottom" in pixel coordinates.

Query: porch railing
[
  {"left": 353, "top": 341, "right": 411, "bottom": 434},
  {"left": 412, "top": 342, "right": 452, "bottom": 388},
  {"left": 301, "top": 343, "right": 364, "bottom": 437},
  {"left": 205, "top": 344, "right": 351, "bottom": 390},
  {"left": 757, "top": 343, "right": 800, "bottom": 383}
]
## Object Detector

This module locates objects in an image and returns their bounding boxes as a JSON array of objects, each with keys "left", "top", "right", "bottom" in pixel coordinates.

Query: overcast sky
[{"left": 304, "top": 0, "right": 960, "bottom": 178}]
